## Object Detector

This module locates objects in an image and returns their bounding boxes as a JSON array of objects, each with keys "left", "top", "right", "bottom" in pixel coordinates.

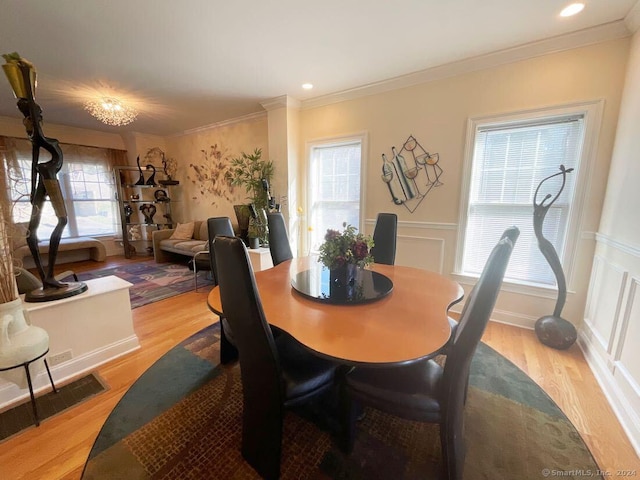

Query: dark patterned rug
[
  {"left": 78, "top": 260, "right": 214, "bottom": 309},
  {"left": 82, "top": 324, "right": 602, "bottom": 479}
]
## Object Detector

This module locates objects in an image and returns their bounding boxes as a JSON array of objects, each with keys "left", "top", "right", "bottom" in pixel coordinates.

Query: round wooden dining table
[{"left": 207, "top": 257, "right": 464, "bottom": 366}]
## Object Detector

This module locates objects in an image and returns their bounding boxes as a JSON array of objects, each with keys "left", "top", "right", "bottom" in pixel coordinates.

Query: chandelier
[{"left": 84, "top": 97, "right": 137, "bottom": 126}]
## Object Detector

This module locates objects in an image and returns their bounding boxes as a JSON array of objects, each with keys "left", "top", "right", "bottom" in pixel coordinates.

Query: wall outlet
[{"left": 48, "top": 350, "right": 73, "bottom": 366}]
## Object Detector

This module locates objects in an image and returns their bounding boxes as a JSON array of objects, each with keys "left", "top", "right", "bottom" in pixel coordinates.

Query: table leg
[{"left": 44, "top": 359, "right": 57, "bottom": 393}]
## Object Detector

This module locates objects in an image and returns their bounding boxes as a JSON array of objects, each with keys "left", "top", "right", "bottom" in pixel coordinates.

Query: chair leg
[
  {"left": 194, "top": 261, "right": 199, "bottom": 292},
  {"left": 241, "top": 401, "right": 283, "bottom": 480},
  {"left": 439, "top": 415, "right": 464, "bottom": 480},
  {"left": 219, "top": 318, "right": 238, "bottom": 365}
]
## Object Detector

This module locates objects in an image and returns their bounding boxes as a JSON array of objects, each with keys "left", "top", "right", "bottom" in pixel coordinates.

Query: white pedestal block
[
  {"left": 248, "top": 247, "right": 273, "bottom": 271},
  {"left": 0, "top": 276, "right": 139, "bottom": 409}
]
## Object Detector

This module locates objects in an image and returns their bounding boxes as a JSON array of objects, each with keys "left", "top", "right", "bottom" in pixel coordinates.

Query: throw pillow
[{"left": 170, "top": 222, "right": 195, "bottom": 240}]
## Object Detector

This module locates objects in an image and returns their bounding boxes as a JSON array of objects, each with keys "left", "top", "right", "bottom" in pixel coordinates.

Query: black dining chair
[
  {"left": 267, "top": 212, "right": 293, "bottom": 266},
  {"left": 340, "top": 227, "right": 519, "bottom": 480},
  {"left": 370, "top": 213, "right": 397, "bottom": 265},
  {"left": 214, "top": 235, "right": 337, "bottom": 480}
]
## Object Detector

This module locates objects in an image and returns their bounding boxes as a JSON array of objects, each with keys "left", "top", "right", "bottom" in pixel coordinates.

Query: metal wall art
[{"left": 380, "top": 135, "right": 443, "bottom": 213}]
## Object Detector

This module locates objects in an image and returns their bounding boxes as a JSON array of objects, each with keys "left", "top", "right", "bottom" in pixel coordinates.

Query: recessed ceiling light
[
  {"left": 560, "top": 3, "right": 585, "bottom": 17},
  {"left": 302, "top": 83, "right": 313, "bottom": 90}
]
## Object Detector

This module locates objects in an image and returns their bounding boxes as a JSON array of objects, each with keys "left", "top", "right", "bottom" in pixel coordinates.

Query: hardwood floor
[{"left": 0, "top": 257, "right": 638, "bottom": 479}]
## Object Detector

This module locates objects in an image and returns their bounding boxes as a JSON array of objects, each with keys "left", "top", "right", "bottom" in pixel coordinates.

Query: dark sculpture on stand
[
  {"left": 533, "top": 165, "right": 577, "bottom": 350},
  {"left": 2, "top": 53, "right": 87, "bottom": 302}
]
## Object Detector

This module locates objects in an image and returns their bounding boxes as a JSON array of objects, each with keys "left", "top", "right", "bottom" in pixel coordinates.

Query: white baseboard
[
  {"left": 450, "top": 306, "right": 537, "bottom": 329},
  {"left": 0, "top": 335, "right": 140, "bottom": 410},
  {"left": 578, "top": 328, "right": 640, "bottom": 457}
]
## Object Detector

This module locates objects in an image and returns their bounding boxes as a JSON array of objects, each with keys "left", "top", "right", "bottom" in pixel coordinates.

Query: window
[
  {"left": 457, "top": 104, "right": 600, "bottom": 288},
  {"left": 307, "top": 135, "right": 366, "bottom": 252},
  {"left": 3, "top": 139, "right": 119, "bottom": 238}
]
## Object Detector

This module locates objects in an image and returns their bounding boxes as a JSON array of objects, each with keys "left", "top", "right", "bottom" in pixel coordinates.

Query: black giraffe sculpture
[{"left": 533, "top": 165, "right": 577, "bottom": 349}]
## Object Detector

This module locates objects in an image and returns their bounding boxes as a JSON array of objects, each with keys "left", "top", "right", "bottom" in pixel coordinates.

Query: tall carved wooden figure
[
  {"left": 2, "top": 53, "right": 87, "bottom": 302},
  {"left": 533, "top": 165, "right": 577, "bottom": 349}
]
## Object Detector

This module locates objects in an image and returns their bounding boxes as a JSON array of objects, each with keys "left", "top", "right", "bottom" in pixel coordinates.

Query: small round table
[{"left": 0, "top": 349, "right": 57, "bottom": 426}]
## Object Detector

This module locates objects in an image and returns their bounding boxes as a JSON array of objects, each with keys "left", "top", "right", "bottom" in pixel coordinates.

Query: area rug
[
  {"left": 0, "top": 373, "right": 106, "bottom": 442},
  {"left": 77, "top": 260, "right": 214, "bottom": 309},
  {"left": 82, "top": 324, "right": 602, "bottom": 479}
]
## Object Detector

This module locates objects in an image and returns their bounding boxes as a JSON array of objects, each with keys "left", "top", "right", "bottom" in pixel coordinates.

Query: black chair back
[
  {"left": 206, "top": 217, "right": 235, "bottom": 285},
  {"left": 267, "top": 212, "right": 293, "bottom": 266},
  {"left": 214, "top": 236, "right": 284, "bottom": 475},
  {"left": 371, "top": 213, "right": 397, "bottom": 265},
  {"left": 440, "top": 228, "right": 518, "bottom": 476}
]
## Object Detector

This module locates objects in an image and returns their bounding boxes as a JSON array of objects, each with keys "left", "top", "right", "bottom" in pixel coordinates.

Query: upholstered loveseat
[{"left": 151, "top": 220, "right": 209, "bottom": 263}]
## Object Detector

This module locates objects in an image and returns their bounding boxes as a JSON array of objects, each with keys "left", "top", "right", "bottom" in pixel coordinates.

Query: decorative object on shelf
[
  {"left": 532, "top": 165, "right": 577, "bottom": 350},
  {"left": 139, "top": 203, "right": 156, "bottom": 224},
  {"left": 380, "top": 135, "right": 443, "bottom": 213},
  {"left": 154, "top": 189, "right": 168, "bottom": 202},
  {"left": 145, "top": 164, "right": 157, "bottom": 186},
  {"left": 83, "top": 96, "right": 137, "bottom": 126},
  {"left": 2, "top": 52, "right": 87, "bottom": 302},
  {"left": 163, "top": 213, "right": 173, "bottom": 225},
  {"left": 134, "top": 156, "right": 145, "bottom": 185},
  {"left": 318, "top": 223, "right": 374, "bottom": 271},
  {"left": 128, "top": 225, "right": 142, "bottom": 241},
  {"left": 161, "top": 153, "right": 179, "bottom": 185},
  {"left": 130, "top": 193, "right": 140, "bottom": 201},
  {"left": 123, "top": 203, "right": 133, "bottom": 223}
]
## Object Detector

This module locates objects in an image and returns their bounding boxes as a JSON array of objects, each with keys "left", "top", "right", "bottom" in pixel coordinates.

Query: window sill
[{"left": 450, "top": 272, "right": 575, "bottom": 300}]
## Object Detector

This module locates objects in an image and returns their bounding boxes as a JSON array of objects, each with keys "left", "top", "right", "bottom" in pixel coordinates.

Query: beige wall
[
  {"left": 298, "top": 38, "right": 630, "bottom": 328},
  {"left": 164, "top": 115, "right": 269, "bottom": 227},
  {"left": 580, "top": 31, "right": 640, "bottom": 455}
]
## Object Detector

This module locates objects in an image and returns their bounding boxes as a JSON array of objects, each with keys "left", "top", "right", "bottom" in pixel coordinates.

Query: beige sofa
[{"left": 151, "top": 220, "right": 209, "bottom": 263}]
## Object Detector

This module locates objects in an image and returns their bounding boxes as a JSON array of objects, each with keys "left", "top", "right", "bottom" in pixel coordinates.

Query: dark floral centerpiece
[{"left": 318, "top": 223, "right": 373, "bottom": 269}]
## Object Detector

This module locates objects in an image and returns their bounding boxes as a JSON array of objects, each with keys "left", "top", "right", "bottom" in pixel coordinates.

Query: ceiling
[{"left": 1, "top": 1, "right": 638, "bottom": 136}]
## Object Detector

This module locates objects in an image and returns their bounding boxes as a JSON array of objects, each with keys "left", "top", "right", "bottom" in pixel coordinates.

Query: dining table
[{"left": 207, "top": 256, "right": 464, "bottom": 366}]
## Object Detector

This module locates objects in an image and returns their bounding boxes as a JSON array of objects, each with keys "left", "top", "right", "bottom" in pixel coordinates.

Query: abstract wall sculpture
[
  {"left": 188, "top": 144, "right": 236, "bottom": 205},
  {"left": 380, "top": 135, "right": 443, "bottom": 213}
]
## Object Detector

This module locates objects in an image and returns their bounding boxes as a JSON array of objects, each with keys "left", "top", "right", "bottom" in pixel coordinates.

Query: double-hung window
[
  {"left": 457, "top": 103, "right": 599, "bottom": 288},
  {"left": 3, "top": 138, "right": 119, "bottom": 238},
  {"left": 307, "top": 135, "right": 366, "bottom": 252}
]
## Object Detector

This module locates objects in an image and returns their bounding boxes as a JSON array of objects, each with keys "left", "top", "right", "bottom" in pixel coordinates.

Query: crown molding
[
  {"left": 625, "top": 1, "right": 640, "bottom": 33},
  {"left": 301, "top": 20, "right": 632, "bottom": 110},
  {"left": 261, "top": 95, "right": 301, "bottom": 111},
  {"left": 173, "top": 111, "right": 267, "bottom": 137}
]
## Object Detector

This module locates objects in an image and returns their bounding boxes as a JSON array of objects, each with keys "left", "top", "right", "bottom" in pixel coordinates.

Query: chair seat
[
  {"left": 276, "top": 335, "right": 336, "bottom": 405},
  {"left": 346, "top": 359, "right": 443, "bottom": 422}
]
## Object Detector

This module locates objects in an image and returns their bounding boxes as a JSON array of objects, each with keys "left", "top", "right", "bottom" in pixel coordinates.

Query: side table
[{"left": 0, "top": 349, "right": 57, "bottom": 426}]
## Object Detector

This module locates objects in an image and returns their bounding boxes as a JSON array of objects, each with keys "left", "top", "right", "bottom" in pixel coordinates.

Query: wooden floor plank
[{"left": 0, "top": 257, "right": 637, "bottom": 479}]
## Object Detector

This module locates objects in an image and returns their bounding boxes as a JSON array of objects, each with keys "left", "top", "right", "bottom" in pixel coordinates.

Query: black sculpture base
[
  {"left": 535, "top": 315, "right": 577, "bottom": 350},
  {"left": 25, "top": 282, "right": 88, "bottom": 303}
]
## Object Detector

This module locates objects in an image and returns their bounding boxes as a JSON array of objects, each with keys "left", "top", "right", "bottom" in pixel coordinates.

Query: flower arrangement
[{"left": 318, "top": 223, "right": 374, "bottom": 270}]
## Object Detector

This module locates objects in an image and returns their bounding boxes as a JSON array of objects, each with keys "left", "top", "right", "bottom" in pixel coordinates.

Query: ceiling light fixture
[
  {"left": 560, "top": 3, "right": 585, "bottom": 17},
  {"left": 302, "top": 83, "right": 314, "bottom": 90},
  {"left": 84, "top": 97, "right": 138, "bottom": 126}
]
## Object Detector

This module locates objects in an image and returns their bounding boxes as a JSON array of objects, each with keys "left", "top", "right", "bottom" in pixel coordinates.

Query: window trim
[
  {"left": 305, "top": 132, "right": 368, "bottom": 253},
  {"left": 454, "top": 100, "right": 604, "bottom": 291}
]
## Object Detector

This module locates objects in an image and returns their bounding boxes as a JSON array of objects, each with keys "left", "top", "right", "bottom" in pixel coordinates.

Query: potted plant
[{"left": 226, "top": 148, "right": 274, "bottom": 244}]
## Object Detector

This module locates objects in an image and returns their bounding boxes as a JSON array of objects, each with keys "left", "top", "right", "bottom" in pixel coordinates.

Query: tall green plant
[{"left": 225, "top": 148, "right": 274, "bottom": 212}]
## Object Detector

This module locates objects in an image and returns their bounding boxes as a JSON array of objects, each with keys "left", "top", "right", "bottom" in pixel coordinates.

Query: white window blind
[
  {"left": 461, "top": 115, "right": 584, "bottom": 286},
  {"left": 308, "top": 141, "right": 362, "bottom": 252}
]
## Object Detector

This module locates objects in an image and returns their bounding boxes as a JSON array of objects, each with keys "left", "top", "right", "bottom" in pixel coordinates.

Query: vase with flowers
[{"left": 318, "top": 223, "right": 374, "bottom": 295}]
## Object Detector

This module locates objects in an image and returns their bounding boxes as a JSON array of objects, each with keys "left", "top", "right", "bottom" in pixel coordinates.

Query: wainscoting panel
[
  {"left": 579, "top": 234, "right": 640, "bottom": 456},
  {"left": 583, "top": 255, "right": 628, "bottom": 353},
  {"left": 395, "top": 235, "right": 445, "bottom": 273}
]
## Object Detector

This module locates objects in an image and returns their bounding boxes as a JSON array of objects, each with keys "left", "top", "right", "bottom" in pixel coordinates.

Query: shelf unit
[{"left": 115, "top": 165, "right": 177, "bottom": 258}]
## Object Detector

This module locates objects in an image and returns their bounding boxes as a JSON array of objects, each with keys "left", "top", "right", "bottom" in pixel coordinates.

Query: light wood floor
[{"left": 0, "top": 257, "right": 638, "bottom": 479}]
